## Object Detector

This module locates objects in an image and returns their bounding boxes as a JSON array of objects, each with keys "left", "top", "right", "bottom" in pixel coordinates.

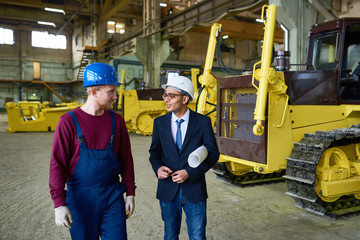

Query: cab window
[{"left": 311, "top": 33, "right": 339, "bottom": 70}]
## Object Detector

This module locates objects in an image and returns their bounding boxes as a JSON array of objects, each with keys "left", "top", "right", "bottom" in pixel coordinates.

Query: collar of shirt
[{"left": 171, "top": 109, "right": 190, "bottom": 144}]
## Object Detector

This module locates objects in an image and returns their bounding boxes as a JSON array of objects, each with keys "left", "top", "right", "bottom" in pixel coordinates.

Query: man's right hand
[
  {"left": 54, "top": 206, "right": 73, "bottom": 228},
  {"left": 157, "top": 166, "right": 173, "bottom": 179}
]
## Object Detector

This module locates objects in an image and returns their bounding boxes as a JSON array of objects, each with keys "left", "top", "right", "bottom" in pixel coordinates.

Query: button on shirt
[{"left": 171, "top": 109, "right": 190, "bottom": 146}]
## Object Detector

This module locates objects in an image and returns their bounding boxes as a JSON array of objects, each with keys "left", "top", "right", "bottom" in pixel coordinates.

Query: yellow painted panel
[
  {"left": 321, "top": 176, "right": 360, "bottom": 196},
  {"left": 289, "top": 105, "right": 346, "bottom": 129},
  {"left": 266, "top": 93, "right": 293, "bottom": 172},
  {"left": 290, "top": 105, "right": 360, "bottom": 142}
]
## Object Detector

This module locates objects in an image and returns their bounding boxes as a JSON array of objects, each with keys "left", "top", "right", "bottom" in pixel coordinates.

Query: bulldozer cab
[
  {"left": 306, "top": 19, "right": 360, "bottom": 101},
  {"left": 340, "top": 22, "right": 360, "bottom": 100},
  {"left": 214, "top": 5, "right": 360, "bottom": 217}
]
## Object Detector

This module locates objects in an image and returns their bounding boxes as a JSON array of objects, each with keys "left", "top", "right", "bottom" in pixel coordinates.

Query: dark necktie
[{"left": 176, "top": 119, "right": 184, "bottom": 151}]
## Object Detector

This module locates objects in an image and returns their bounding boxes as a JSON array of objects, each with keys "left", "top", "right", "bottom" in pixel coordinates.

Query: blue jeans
[{"left": 160, "top": 187, "right": 207, "bottom": 240}]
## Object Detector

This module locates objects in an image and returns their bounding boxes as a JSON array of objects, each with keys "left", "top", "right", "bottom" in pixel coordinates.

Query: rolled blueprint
[{"left": 188, "top": 146, "right": 208, "bottom": 168}]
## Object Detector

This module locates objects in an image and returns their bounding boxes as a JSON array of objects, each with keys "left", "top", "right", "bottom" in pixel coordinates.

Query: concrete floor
[{"left": 1, "top": 112, "right": 360, "bottom": 240}]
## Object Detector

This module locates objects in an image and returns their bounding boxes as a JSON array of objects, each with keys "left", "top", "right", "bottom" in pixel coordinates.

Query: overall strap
[
  {"left": 68, "top": 111, "right": 86, "bottom": 144},
  {"left": 110, "top": 110, "right": 116, "bottom": 144}
]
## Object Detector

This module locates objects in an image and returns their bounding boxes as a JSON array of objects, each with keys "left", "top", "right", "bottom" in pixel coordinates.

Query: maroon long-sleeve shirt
[{"left": 49, "top": 107, "right": 136, "bottom": 208}]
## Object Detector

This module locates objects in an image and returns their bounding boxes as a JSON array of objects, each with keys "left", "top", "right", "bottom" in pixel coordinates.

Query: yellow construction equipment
[
  {"left": 5, "top": 101, "right": 80, "bottom": 133},
  {"left": 195, "top": 23, "right": 222, "bottom": 127},
  {"left": 208, "top": 4, "right": 360, "bottom": 217},
  {"left": 118, "top": 69, "right": 168, "bottom": 135},
  {"left": 117, "top": 22, "right": 223, "bottom": 136},
  {"left": 118, "top": 89, "right": 167, "bottom": 136},
  {"left": 119, "top": 68, "right": 204, "bottom": 135}
]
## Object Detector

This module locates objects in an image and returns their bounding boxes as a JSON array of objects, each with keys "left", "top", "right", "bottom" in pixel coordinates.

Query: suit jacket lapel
[
  {"left": 164, "top": 113, "right": 178, "bottom": 152},
  {"left": 180, "top": 109, "right": 197, "bottom": 153}
]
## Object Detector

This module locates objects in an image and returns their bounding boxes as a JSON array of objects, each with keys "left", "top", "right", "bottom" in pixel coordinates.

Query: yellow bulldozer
[
  {"left": 4, "top": 79, "right": 82, "bottom": 133},
  {"left": 5, "top": 101, "right": 80, "bottom": 133},
  {"left": 200, "top": 5, "right": 360, "bottom": 217},
  {"left": 118, "top": 65, "right": 216, "bottom": 135},
  {"left": 116, "top": 19, "right": 223, "bottom": 136}
]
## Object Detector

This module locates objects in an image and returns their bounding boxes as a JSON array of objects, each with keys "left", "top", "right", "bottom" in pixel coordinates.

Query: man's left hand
[
  {"left": 125, "top": 195, "right": 135, "bottom": 219},
  {"left": 171, "top": 170, "right": 189, "bottom": 183}
]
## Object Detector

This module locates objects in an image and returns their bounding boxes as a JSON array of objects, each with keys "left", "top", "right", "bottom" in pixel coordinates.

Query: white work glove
[
  {"left": 125, "top": 195, "right": 135, "bottom": 219},
  {"left": 54, "top": 206, "right": 73, "bottom": 228}
]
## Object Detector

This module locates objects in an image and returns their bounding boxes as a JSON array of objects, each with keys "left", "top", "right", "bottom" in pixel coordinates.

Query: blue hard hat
[{"left": 82, "top": 63, "right": 121, "bottom": 87}]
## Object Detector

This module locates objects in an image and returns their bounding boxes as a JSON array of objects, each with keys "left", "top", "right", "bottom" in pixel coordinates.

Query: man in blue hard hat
[
  {"left": 49, "top": 62, "right": 136, "bottom": 240},
  {"left": 149, "top": 75, "right": 219, "bottom": 240}
]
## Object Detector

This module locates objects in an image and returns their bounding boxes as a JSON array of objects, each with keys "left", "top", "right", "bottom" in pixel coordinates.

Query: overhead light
[
  {"left": 119, "top": 29, "right": 125, "bottom": 34},
  {"left": 37, "top": 21, "right": 56, "bottom": 27},
  {"left": 44, "top": 7, "right": 65, "bottom": 15},
  {"left": 222, "top": 35, "right": 229, "bottom": 39},
  {"left": 160, "top": 3, "right": 167, "bottom": 7},
  {"left": 256, "top": 18, "right": 263, "bottom": 23},
  {"left": 116, "top": 24, "right": 124, "bottom": 29}
]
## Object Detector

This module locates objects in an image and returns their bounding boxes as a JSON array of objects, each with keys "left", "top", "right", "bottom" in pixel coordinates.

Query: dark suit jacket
[{"left": 149, "top": 109, "right": 219, "bottom": 202}]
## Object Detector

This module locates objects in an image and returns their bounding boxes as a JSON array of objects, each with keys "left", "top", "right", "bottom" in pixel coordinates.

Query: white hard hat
[{"left": 162, "top": 75, "right": 194, "bottom": 101}]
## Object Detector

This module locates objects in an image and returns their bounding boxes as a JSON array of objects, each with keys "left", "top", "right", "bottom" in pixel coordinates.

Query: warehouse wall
[
  {"left": 72, "top": 24, "right": 98, "bottom": 80},
  {"left": 0, "top": 29, "right": 72, "bottom": 79},
  {"left": 0, "top": 26, "right": 76, "bottom": 107}
]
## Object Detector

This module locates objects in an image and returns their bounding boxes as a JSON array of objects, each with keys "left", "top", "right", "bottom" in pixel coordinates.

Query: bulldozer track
[
  {"left": 211, "top": 162, "right": 285, "bottom": 187},
  {"left": 284, "top": 124, "right": 360, "bottom": 218}
]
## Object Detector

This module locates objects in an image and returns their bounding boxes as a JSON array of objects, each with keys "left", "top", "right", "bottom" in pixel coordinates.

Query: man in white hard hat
[{"left": 149, "top": 75, "right": 219, "bottom": 240}]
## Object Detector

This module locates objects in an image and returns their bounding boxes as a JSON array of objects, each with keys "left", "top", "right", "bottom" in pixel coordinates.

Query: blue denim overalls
[{"left": 66, "top": 111, "right": 127, "bottom": 240}]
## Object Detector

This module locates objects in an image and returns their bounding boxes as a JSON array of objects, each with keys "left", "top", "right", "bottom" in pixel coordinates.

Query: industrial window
[
  {"left": 0, "top": 27, "right": 14, "bottom": 45},
  {"left": 31, "top": 31, "right": 66, "bottom": 49},
  {"left": 107, "top": 21, "right": 125, "bottom": 34}
]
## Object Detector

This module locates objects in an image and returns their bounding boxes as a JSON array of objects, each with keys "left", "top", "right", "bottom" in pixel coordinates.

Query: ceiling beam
[
  {"left": 219, "top": 19, "right": 284, "bottom": 43},
  {"left": 108, "top": 13, "right": 143, "bottom": 21},
  {"left": 0, "top": 0, "right": 94, "bottom": 17},
  {"left": 100, "top": 0, "right": 132, "bottom": 22},
  {"left": 0, "top": 3, "right": 65, "bottom": 24},
  {"left": 56, "top": 0, "right": 89, "bottom": 35},
  {"left": 102, "top": 0, "right": 113, "bottom": 15},
  {"left": 194, "top": 19, "right": 284, "bottom": 43},
  {"left": 0, "top": 0, "right": 55, "bottom": 9},
  {"left": 159, "top": 0, "right": 266, "bottom": 39},
  {"left": 308, "top": 0, "right": 338, "bottom": 20}
]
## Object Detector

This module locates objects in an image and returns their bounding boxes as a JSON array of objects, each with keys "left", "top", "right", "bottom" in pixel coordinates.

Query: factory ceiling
[
  {"left": 0, "top": 0, "right": 342, "bottom": 44},
  {"left": 0, "top": 0, "right": 279, "bottom": 42},
  {"left": 0, "top": 0, "right": 143, "bottom": 33}
]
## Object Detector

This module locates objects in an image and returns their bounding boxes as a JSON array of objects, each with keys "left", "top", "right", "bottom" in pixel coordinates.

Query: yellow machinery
[
  {"left": 117, "top": 21, "right": 224, "bottom": 136},
  {"left": 5, "top": 101, "right": 80, "bottom": 133},
  {"left": 117, "top": 22, "right": 222, "bottom": 136},
  {"left": 210, "top": 4, "right": 360, "bottom": 217},
  {"left": 117, "top": 89, "right": 167, "bottom": 135},
  {"left": 118, "top": 65, "right": 212, "bottom": 135},
  {"left": 195, "top": 23, "right": 222, "bottom": 127},
  {"left": 118, "top": 69, "right": 168, "bottom": 135}
]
